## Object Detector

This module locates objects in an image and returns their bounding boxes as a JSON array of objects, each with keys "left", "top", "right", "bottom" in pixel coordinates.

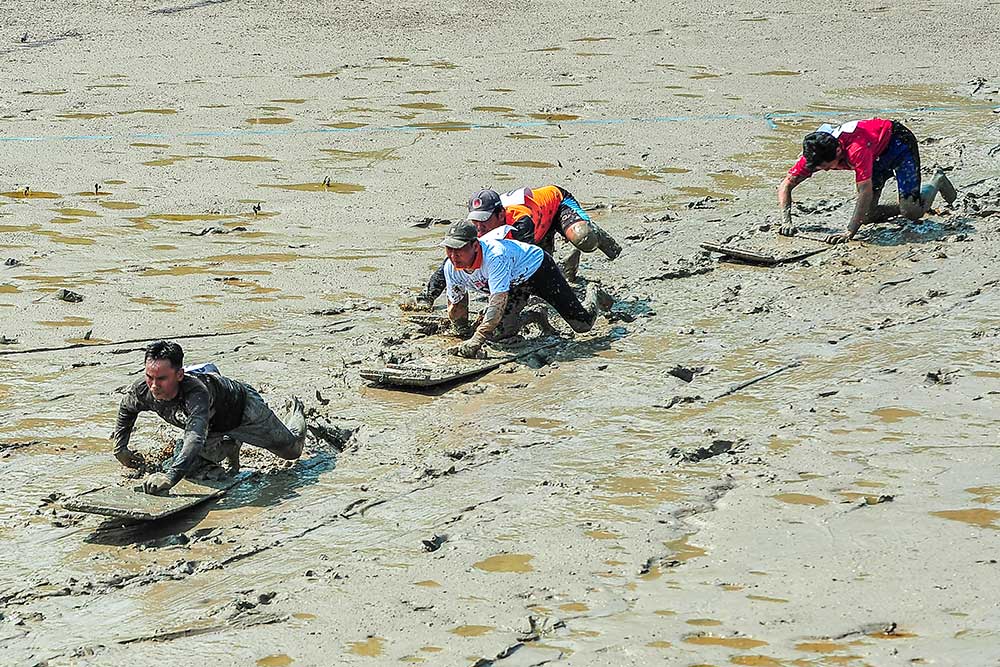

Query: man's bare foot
[
  {"left": 585, "top": 284, "right": 614, "bottom": 312},
  {"left": 521, "top": 307, "right": 558, "bottom": 335}
]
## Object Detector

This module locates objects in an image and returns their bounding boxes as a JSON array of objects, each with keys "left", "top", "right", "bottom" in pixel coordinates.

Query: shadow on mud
[
  {"left": 793, "top": 214, "right": 976, "bottom": 247},
  {"left": 860, "top": 215, "right": 976, "bottom": 246}
]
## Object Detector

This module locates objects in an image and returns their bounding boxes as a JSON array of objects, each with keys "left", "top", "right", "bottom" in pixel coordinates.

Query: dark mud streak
[
  {"left": 39, "top": 612, "right": 288, "bottom": 663},
  {"left": 0, "top": 441, "right": 39, "bottom": 452},
  {"left": 474, "top": 618, "right": 569, "bottom": 666},
  {"left": 149, "top": 0, "right": 232, "bottom": 15},
  {"left": 711, "top": 361, "right": 801, "bottom": 401},
  {"left": 0, "top": 32, "right": 81, "bottom": 55},
  {"left": 0, "top": 330, "right": 247, "bottom": 357},
  {"left": 832, "top": 278, "right": 998, "bottom": 343},
  {"left": 828, "top": 621, "right": 903, "bottom": 640},
  {"left": 117, "top": 611, "right": 287, "bottom": 644},
  {"left": 637, "top": 477, "right": 736, "bottom": 574}
]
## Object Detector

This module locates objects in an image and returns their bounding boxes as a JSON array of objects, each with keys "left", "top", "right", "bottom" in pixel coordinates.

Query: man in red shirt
[{"left": 777, "top": 118, "right": 956, "bottom": 244}]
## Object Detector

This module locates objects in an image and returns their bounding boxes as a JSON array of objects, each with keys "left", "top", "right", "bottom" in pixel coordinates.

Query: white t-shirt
[
  {"left": 445, "top": 237, "right": 543, "bottom": 303},
  {"left": 500, "top": 187, "right": 530, "bottom": 207},
  {"left": 480, "top": 224, "right": 515, "bottom": 241}
]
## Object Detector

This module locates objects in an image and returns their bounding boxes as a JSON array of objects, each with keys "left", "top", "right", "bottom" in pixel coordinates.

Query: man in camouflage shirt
[{"left": 112, "top": 340, "right": 306, "bottom": 495}]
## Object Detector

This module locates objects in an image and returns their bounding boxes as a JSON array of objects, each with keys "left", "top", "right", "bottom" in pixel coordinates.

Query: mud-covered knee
[
  {"left": 899, "top": 198, "right": 923, "bottom": 221},
  {"left": 567, "top": 317, "right": 594, "bottom": 333},
  {"left": 273, "top": 445, "right": 300, "bottom": 460},
  {"left": 268, "top": 436, "right": 301, "bottom": 459},
  {"left": 565, "top": 221, "right": 599, "bottom": 253}
]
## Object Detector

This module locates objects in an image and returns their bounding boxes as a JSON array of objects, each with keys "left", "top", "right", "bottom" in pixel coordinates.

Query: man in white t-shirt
[
  {"left": 440, "top": 221, "right": 613, "bottom": 358},
  {"left": 401, "top": 186, "right": 621, "bottom": 312}
]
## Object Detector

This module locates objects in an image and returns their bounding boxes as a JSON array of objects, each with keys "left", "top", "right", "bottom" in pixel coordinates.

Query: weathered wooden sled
[
  {"left": 360, "top": 339, "right": 559, "bottom": 388},
  {"left": 700, "top": 242, "right": 829, "bottom": 266},
  {"left": 63, "top": 471, "right": 254, "bottom": 521}
]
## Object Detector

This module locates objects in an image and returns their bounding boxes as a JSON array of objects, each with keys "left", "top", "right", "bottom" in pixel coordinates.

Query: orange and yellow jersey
[{"left": 501, "top": 185, "right": 566, "bottom": 243}]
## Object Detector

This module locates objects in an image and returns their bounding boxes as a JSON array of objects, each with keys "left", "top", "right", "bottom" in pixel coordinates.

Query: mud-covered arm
[
  {"left": 843, "top": 179, "right": 874, "bottom": 240},
  {"left": 777, "top": 174, "right": 807, "bottom": 229},
  {"left": 111, "top": 390, "right": 142, "bottom": 463},
  {"left": 450, "top": 291, "right": 507, "bottom": 358},
  {"left": 470, "top": 291, "right": 509, "bottom": 344},
  {"left": 778, "top": 155, "right": 811, "bottom": 233},
  {"left": 163, "top": 389, "right": 211, "bottom": 486}
]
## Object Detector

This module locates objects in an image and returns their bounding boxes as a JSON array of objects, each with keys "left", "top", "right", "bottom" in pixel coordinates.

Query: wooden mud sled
[
  {"left": 700, "top": 241, "right": 829, "bottom": 266},
  {"left": 63, "top": 471, "right": 254, "bottom": 521},
  {"left": 361, "top": 338, "right": 560, "bottom": 388}
]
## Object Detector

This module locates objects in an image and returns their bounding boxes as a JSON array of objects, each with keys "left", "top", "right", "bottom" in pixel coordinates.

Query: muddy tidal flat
[{"left": 2, "top": 1, "right": 1000, "bottom": 665}]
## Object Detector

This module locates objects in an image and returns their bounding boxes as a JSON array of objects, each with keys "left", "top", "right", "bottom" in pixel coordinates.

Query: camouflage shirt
[{"left": 111, "top": 372, "right": 247, "bottom": 483}]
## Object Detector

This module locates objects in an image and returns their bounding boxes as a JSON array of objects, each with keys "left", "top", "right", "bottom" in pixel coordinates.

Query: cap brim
[
  {"left": 439, "top": 237, "right": 472, "bottom": 248},
  {"left": 466, "top": 210, "right": 492, "bottom": 222}
]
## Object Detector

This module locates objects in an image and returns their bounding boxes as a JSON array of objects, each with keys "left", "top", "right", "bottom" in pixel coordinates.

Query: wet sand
[{"left": 2, "top": 1, "right": 1000, "bottom": 665}]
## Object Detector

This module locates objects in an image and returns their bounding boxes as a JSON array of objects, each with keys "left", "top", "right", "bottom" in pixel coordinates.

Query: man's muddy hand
[
  {"left": 142, "top": 472, "right": 173, "bottom": 496},
  {"left": 399, "top": 295, "right": 433, "bottom": 312},
  {"left": 777, "top": 208, "right": 797, "bottom": 237},
  {"left": 451, "top": 318, "right": 474, "bottom": 339},
  {"left": 115, "top": 448, "right": 145, "bottom": 469},
  {"left": 824, "top": 232, "right": 852, "bottom": 245},
  {"left": 448, "top": 339, "right": 486, "bottom": 359}
]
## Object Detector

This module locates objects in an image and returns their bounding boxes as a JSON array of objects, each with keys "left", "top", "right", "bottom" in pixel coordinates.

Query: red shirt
[{"left": 788, "top": 118, "right": 894, "bottom": 183}]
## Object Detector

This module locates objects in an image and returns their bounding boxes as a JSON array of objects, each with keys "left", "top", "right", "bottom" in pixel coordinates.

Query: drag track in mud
[{"left": 2, "top": 1, "right": 1000, "bottom": 665}]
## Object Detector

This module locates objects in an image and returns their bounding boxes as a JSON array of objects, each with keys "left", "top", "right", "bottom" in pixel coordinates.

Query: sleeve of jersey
[
  {"left": 110, "top": 386, "right": 142, "bottom": 455},
  {"left": 510, "top": 214, "right": 536, "bottom": 244},
  {"left": 165, "top": 388, "right": 212, "bottom": 485},
  {"left": 847, "top": 144, "right": 874, "bottom": 183},
  {"left": 444, "top": 263, "right": 467, "bottom": 303},
  {"left": 788, "top": 155, "right": 812, "bottom": 181},
  {"left": 486, "top": 253, "right": 513, "bottom": 295}
]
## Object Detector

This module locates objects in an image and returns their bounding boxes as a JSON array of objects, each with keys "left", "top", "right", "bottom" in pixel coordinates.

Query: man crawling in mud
[
  {"left": 440, "top": 220, "right": 613, "bottom": 358},
  {"left": 402, "top": 185, "right": 621, "bottom": 311},
  {"left": 777, "top": 117, "right": 957, "bottom": 244},
  {"left": 111, "top": 340, "right": 306, "bottom": 495}
]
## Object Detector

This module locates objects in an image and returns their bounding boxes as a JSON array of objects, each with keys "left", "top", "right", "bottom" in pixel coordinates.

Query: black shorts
[
  {"left": 515, "top": 253, "right": 591, "bottom": 325},
  {"left": 536, "top": 188, "right": 591, "bottom": 254}
]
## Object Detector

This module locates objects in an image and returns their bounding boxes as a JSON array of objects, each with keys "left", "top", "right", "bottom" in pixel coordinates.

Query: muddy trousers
[
  {"left": 868, "top": 121, "right": 946, "bottom": 222},
  {"left": 199, "top": 387, "right": 305, "bottom": 465},
  {"left": 498, "top": 254, "right": 596, "bottom": 336}
]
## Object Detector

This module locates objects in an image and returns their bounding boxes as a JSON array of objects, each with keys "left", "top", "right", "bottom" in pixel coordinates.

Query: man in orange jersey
[{"left": 402, "top": 186, "right": 621, "bottom": 312}]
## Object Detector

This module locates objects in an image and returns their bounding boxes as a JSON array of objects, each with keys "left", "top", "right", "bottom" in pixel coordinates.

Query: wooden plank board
[
  {"left": 701, "top": 242, "right": 829, "bottom": 266},
  {"left": 360, "top": 339, "right": 559, "bottom": 388},
  {"left": 63, "top": 471, "right": 254, "bottom": 521},
  {"left": 701, "top": 242, "right": 780, "bottom": 265}
]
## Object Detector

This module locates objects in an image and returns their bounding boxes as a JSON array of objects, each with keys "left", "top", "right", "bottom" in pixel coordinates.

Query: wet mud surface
[{"left": 2, "top": 1, "right": 1000, "bottom": 665}]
